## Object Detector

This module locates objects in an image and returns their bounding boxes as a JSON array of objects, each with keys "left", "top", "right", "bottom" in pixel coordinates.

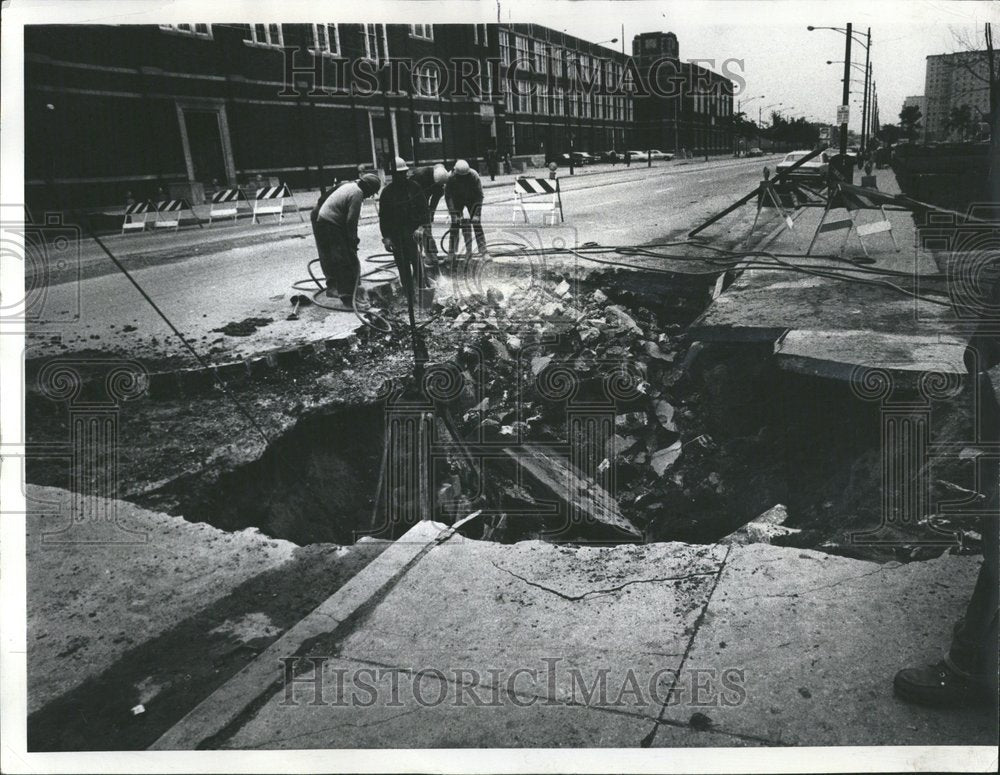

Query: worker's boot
[{"left": 893, "top": 660, "right": 994, "bottom": 708}]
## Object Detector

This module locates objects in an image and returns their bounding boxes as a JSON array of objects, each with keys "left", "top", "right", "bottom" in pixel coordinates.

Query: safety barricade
[
  {"left": 153, "top": 199, "right": 200, "bottom": 231},
  {"left": 252, "top": 184, "right": 304, "bottom": 224},
  {"left": 121, "top": 201, "right": 153, "bottom": 234},
  {"left": 512, "top": 177, "right": 563, "bottom": 225},
  {"left": 208, "top": 188, "right": 250, "bottom": 224}
]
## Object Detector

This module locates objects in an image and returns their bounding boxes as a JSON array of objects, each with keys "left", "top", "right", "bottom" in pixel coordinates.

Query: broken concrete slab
[
  {"left": 221, "top": 655, "right": 701, "bottom": 749},
  {"left": 332, "top": 536, "right": 726, "bottom": 720},
  {"left": 502, "top": 445, "right": 642, "bottom": 540},
  {"left": 774, "top": 329, "right": 969, "bottom": 383},
  {"left": 655, "top": 545, "right": 996, "bottom": 746},
  {"left": 150, "top": 520, "right": 453, "bottom": 750},
  {"left": 721, "top": 504, "right": 801, "bottom": 545},
  {"left": 26, "top": 484, "right": 298, "bottom": 713}
]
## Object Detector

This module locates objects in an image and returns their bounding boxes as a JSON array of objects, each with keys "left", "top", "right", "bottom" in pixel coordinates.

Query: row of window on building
[{"left": 159, "top": 22, "right": 433, "bottom": 62}]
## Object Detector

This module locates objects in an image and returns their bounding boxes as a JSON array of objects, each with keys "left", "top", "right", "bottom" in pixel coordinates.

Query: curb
[
  {"left": 149, "top": 518, "right": 463, "bottom": 750},
  {"left": 144, "top": 275, "right": 402, "bottom": 400}
]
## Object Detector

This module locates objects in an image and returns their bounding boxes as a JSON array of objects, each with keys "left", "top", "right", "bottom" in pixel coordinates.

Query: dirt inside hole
[{"left": 125, "top": 263, "right": 986, "bottom": 560}]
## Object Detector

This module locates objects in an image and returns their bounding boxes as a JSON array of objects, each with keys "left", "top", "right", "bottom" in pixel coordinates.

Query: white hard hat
[
  {"left": 392, "top": 156, "right": 409, "bottom": 172},
  {"left": 454, "top": 159, "right": 470, "bottom": 175},
  {"left": 433, "top": 164, "right": 448, "bottom": 184}
]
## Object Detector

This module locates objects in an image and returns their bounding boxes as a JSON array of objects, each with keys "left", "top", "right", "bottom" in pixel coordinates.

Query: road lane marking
[{"left": 655, "top": 187, "right": 674, "bottom": 193}]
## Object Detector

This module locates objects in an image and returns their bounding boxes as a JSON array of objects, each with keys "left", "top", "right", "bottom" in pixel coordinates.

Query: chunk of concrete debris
[
  {"left": 615, "top": 411, "right": 648, "bottom": 430},
  {"left": 452, "top": 312, "right": 473, "bottom": 328},
  {"left": 553, "top": 279, "right": 572, "bottom": 298},
  {"left": 721, "top": 504, "right": 802, "bottom": 545},
  {"left": 644, "top": 340, "right": 676, "bottom": 362},
  {"left": 502, "top": 445, "right": 642, "bottom": 540},
  {"left": 650, "top": 441, "right": 682, "bottom": 476},
  {"left": 506, "top": 335, "right": 522, "bottom": 351},
  {"left": 606, "top": 305, "right": 643, "bottom": 335},
  {"left": 580, "top": 327, "right": 601, "bottom": 345},
  {"left": 531, "top": 355, "right": 553, "bottom": 376},
  {"left": 131, "top": 704, "right": 146, "bottom": 716},
  {"left": 653, "top": 399, "right": 678, "bottom": 432},
  {"left": 592, "top": 289, "right": 608, "bottom": 304}
]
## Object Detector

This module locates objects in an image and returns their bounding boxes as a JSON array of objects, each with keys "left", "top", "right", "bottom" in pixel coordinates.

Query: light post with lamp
[{"left": 809, "top": 23, "right": 871, "bottom": 180}]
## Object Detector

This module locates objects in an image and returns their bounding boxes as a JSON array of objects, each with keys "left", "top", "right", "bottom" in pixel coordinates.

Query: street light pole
[
  {"left": 840, "top": 23, "right": 852, "bottom": 177},
  {"left": 860, "top": 27, "right": 871, "bottom": 164}
]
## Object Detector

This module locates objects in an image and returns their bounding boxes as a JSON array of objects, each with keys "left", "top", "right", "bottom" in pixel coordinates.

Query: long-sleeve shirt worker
[
  {"left": 378, "top": 177, "right": 429, "bottom": 240},
  {"left": 317, "top": 181, "right": 365, "bottom": 240},
  {"left": 444, "top": 169, "right": 484, "bottom": 207}
]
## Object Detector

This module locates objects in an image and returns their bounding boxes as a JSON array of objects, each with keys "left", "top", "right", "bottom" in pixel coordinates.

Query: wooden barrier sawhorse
[
  {"left": 121, "top": 201, "right": 153, "bottom": 234},
  {"left": 208, "top": 188, "right": 250, "bottom": 224},
  {"left": 512, "top": 177, "right": 563, "bottom": 225},
  {"left": 252, "top": 184, "right": 304, "bottom": 224},
  {"left": 806, "top": 177, "right": 900, "bottom": 258}
]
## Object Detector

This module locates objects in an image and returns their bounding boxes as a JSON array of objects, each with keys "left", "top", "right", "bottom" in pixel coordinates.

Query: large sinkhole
[{"left": 143, "top": 264, "right": 986, "bottom": 558}]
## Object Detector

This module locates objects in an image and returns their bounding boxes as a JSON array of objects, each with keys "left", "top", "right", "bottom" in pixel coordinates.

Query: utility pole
[
  {"left": 859, "top": 27, "right": 870, "bottom": 166},
  {"left": 839, "top": 22, "right": 852, "bottom": 180}
]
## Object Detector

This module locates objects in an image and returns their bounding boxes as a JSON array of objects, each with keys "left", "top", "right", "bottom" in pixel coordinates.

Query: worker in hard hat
[
  {"left": 408, "top": 162, "right": 448, "bottom": 261},
  {"left": 444, "top": 159, "right": 488, "bottom": 260},
  {"left": 379, "top": 157, "right": 430, "bottom": 325},
  {"left": 313, "top": 172, "right": 381, "bottom": 309}
]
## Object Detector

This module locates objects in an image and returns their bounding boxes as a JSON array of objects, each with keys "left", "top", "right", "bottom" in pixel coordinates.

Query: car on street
[
  {"left": 596, "top": 150, "right": 621, "bottom": 162},
  {"left": 627, "top": 150, "right": 649, "bottom": 161},
  {"left": 776, "top": 149, "right": 830, "bottom": 182},
  {"left": 647, "top": 149, "right": 675, "bottom": 161},
  {"left": 746, "top": 147, "right": 764, "bottom": 157},
  {"left": 557, "top": 151, "right": 595, "bottom": 166}
]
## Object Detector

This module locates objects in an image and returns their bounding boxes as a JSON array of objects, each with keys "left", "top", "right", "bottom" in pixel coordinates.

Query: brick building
[
  {"left": 630, "top": 32, "right": 735, "bottom": 154},
  {"left": 496, "top": 24, "right": 633, "bottom": 158},
  {"left": 25, "top": 22, "right": 732, "bottom": 211}
]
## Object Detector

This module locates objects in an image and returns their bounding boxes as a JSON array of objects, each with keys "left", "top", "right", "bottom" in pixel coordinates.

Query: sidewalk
[
  {"left": 147, "top": 516, "right": 996, "bottom": 749},
  {"left": 690, "top": 167, "right": 971, "bottom": 382}
]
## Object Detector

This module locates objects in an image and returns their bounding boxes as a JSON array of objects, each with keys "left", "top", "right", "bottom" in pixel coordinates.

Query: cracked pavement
[{"left": 209, "top": 526, "right": 994, "bottom": 749}]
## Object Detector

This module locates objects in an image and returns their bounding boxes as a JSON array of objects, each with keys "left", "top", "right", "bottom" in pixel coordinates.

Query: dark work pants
[
  {"left": 389, "top": 233, "right": 424, "bottom": 301},
  {"left": 424, "top": 190, "right": 442, "bottom": 258},
  {"left": 948, "top": 370, "right": 999, "bottom": 687},
  {"left": 448, "top": 200, "right": 486, "bottom": 257},
  {"left": 312, "top": 214, "right": 358, "bottom": 303}
]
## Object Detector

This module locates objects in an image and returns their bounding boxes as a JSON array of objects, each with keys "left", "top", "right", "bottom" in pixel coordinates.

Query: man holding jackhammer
[
  {"left": 379, "top": 157, "right": 430, "bottom": 326},
  {"left": 408, "top": 162, "right": 448, "bottom": 262},
  {"left": 312, "top": 173, "right": 381, "bottom": 309},
  {"left": 445, "top": 159, "right": 488, "bottom": 260}
]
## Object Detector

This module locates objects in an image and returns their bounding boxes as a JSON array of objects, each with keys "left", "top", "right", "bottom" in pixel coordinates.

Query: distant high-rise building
[
  {"left": 923, "top": 51, "right": 991, "bottom": 141},
  {"left": 902, "top": 95, "right": 926, "bottom": 140}
]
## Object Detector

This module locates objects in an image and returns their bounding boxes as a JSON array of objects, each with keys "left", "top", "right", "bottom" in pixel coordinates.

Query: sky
[
  {"left": 500, "top": 0, "right": 998, "bottom": 131},
  {"left": 14, "top": 0, "right": 998, "bottom": 132}
]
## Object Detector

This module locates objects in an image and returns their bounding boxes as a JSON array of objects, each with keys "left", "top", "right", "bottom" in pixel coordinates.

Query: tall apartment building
[{"left": 923, "top": 50, "right": 992, "bottom": 141}]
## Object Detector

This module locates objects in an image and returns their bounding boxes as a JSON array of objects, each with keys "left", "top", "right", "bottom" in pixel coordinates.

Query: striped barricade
[
  {"left": 512, "top": 177, "right": 563, "bottom": 225},
  {"left": 153, "top": 199, "right": 200, "bottom": 230},
  {"left": 121, "top": 201, "right": 153, "bottom": 234},
  {"left": 252, "top": 184, "right": 304, "bottom": 224},
  {"left": 807, "top": 180, "right": 899, "bottom": 257},
  {"left": 208, "top": 188, "right": 249, "bottom": 224}
]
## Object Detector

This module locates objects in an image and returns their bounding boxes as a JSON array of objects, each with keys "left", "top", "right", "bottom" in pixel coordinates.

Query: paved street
[{"left": 28, "top": 156, "right": 777, "bottom": 368}]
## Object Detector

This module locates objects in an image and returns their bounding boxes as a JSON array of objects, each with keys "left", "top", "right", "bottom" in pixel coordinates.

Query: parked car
[
  {"left": 627, "top": 150, "right": 649, "bottom": 161},
  {"left": 746, "top": 147, "right": 764, "bottom": 157},
  {"left": 596, "top": 149, "right": 621, "bottom": 162},
  {"left": 647, "top": 149, "right": 675, "bottom": 161},
  {"left": 775, "top": 149, "right": 829, "bottom": 182},
  {"left": 557, "top": 151, "right": 594, "bottom": 166}
]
